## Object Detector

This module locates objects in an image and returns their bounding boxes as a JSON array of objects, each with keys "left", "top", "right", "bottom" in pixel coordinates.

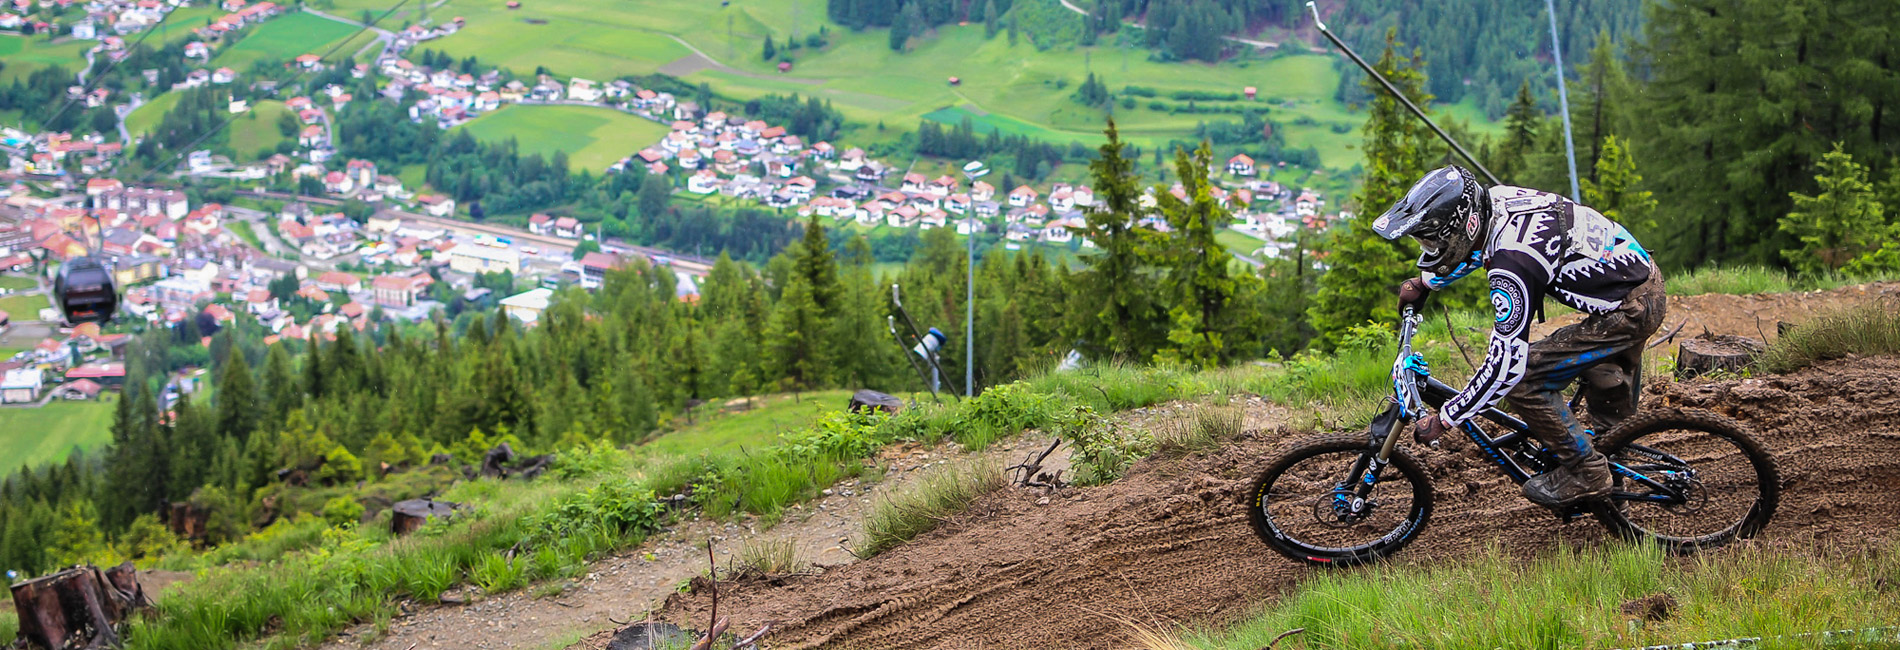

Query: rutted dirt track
[{"left": 625, "top": 357, "right": 1900, "bottom": 650}]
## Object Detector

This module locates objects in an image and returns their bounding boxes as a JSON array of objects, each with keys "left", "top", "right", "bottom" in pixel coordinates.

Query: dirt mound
[
  {"left": 1535, "top": 281, "right": 1900, "bottom": 355},
  {"left": 626, "top": 358, "right": 1900, "bottom": 650}
]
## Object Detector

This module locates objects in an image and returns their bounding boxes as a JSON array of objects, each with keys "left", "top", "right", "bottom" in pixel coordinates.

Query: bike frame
[{"left": 1343, "top": 308, "right": 1694, "bottom": 512}]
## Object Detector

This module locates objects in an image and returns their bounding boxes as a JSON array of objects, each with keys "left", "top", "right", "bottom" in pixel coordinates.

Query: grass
[
  {"left": 0, "top": 608, "right": 12, "bottom": 647},
  {"left": 0, "top": 396, "right": 117, "bottom": 469},
  {"left": 228, "top": 100, "right": 294, "bottom": 160},
  {"left": 450, "top": 104, "right": 672, "bottom": 173},
  {"left": 639, "top": 389, "right": 855, "bottom": 458},
  {"left": 0, "top": 292, "right": 51, "bottom": 319},
  {"left": 736, "top": 538, "right": 803, "bottom": 575},
  {"left": 1669, "top": 266, "right": 1797, "bottom": 297},
  {"left": 0, "top": 34, "right": 89, "bottom": 86},
  {"left": 0, "top": 275, "right": 37, "bottom": 290},
  {"left": 859, "top": 460, "right": 1005, "bottom": 557},
  {"left": 211, "top": 12, "right": 361, "bottom": 70},
  {"left": 226, "top": 220, "right": 265, "bottom": 250},
  {"left": 1174, "top": 541, "right": 1900, "bottom": 650},
  {"left": 125, "top": 91, "right": 185, "bottom": 138},
  {"left": 1758, "top": 301, "right": 1900, "bottom": 374}
]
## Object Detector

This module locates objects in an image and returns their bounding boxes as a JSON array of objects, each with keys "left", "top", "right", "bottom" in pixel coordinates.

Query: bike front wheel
[
  {"left": 1593, "top": 408, "right": 1780, "bottom": 552},
  {"left": 1246, "top": 432, "right": 1435, "bottom": 566}
]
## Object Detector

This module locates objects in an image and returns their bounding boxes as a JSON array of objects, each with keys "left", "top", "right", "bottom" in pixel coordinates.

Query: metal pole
[
  {"left": 1305, "top": 2, "right": 1502, "bottom": 187},
  {"left": 1546, "top": 0, "right": 1582, "bottom": 201},
  {"left": 964, "top": 195, "right": 975, "bottom": 398}
]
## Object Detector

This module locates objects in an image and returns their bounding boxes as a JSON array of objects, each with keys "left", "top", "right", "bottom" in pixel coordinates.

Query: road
[{"left": 1055, "top": 0, "right": 1281, "bottom": 49}]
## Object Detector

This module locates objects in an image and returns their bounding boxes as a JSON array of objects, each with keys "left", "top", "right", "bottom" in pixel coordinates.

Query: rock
[
  {"left": 438, "top": 592, "right": 467, "bottom": 605},
  {"left": 1619, "top": 593, "right": 1677, "bottom": 622},
  {"left": 1036, "top": 497, "right": 1051, "bottom": 506}
]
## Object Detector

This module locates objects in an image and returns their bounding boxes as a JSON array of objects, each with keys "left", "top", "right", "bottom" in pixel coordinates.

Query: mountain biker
[{"left": 1371, "top": 165, "right": 1666, "bottom": 508}]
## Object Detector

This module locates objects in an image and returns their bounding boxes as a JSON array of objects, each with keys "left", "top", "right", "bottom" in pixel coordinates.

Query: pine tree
[
  {"left": 793, "top": 216, "right": 842, "bottom": 311},
  {"left": 762, "top": 36, "right": 777, "bottom": 61},
  {"left": 1154, "top": 141, "right": 1252, "bottom": 368},
  {"left": 889, "top": 3, "right": 912, "bottom": 51},
  {"left": 216, "top": 349, "right": 259, "bottom": 443},
  {"left": 1308, "top": 30, "right": 1432, "bottom": 350},
  {"left": 1581, "top": 135, "right": 1657, "bottom": 235},
  {"left": 983, "top": 0, "right": 998, "bottom": 38},
  {"left": 1779, "top": 144, "right": 1887, "bottom": 275},
  {"left": 766, "top": 273, "right": 831, "bottom": 390},
  {"left": 167, "top": 394, "right": 217, "bottom": 500},
  {"left": 1495, "top": 80, "right": 1540, "bottom": 185},
  {"left": 1072, "top": 119, "right": 1164, "bottom": 360},
  {"left": 260, "top": 342, "right": 297, "bottom": 424}
]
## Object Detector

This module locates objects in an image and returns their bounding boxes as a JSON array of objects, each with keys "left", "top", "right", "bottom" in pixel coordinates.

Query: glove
[
  {"left": 1397, "top": 277, "right": 1430, "bottom": 313},
  {"left": 1414, "top": 414, "right": 1446, "bottom": 447}
]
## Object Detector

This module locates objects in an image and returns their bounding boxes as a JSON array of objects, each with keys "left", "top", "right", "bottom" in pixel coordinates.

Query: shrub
[
  {"left": 1758, "top": 301, "right": 1900, "bottom": 373},
  {"left": 859, "top": 461, "right": 1004, "bottom": 557},
  {"left": 522, "top": 478, "right": 665, "bottom": 548},
  {"left": 1059, "top": 405, "right": 1153, "bottom": 485},
  {"left": 320, "top": 496, "right": 365, "bottom": 527}
]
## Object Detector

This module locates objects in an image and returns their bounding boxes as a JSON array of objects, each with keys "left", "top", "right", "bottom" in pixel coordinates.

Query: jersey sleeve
[{"left": 1439, "top": 252, "right": 1546, "bottom": 427}]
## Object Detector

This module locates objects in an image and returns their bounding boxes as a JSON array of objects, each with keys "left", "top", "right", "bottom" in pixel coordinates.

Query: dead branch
[
  {"left": 733, "top": 621, "right": 777, "bottom": 649},
  {"left": 1264, "top": 628, "right": 1306, "bottom": 650},
  {"left": 1441, "top": 305, "right": 1477, "bottom": 372},
  {"left": 1646, "top": 319, "right": 1689, "bottom": 350},
  {"left": 688, "top": 539, "right": 720, "bottom": 650},
  {"left": 1006, "top": 439, "right": 1062, "bottom": 486}
]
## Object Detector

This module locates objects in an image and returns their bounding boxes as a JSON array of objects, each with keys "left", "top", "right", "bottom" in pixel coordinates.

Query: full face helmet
[{"left": 1369, "top": 165, "right": 1487, "bottom": 275}]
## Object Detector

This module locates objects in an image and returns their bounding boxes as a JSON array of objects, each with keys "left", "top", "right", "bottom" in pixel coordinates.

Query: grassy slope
[
  {"left": 450, "top": 104, "right": 672, "bottom": 173},
  {"left": 0, "top": 275, "right": 37, "bottom": 290},
  {"left": 125, "top": 91, "right": 185, "bottom": 137},
  {"left": 212, "top": 12, "right": 360, "bottom": 69},
  {"left": 382, "top": 0, "right": 1500, "bottom": 168},
  {"left": 228, "top": 100, "right": 293, "bottom": 159},
  {"left": 0, "top": 395, "right": 116, "bottom": 469},
  {"left": 0, "top": 292, "right": 51, "bottom": 316},
  {"left": 0, "top": 35, "right": 90, "bottom": 85},
  {"left": 639, "top": 389, "right": 856, "bottom": 458}
]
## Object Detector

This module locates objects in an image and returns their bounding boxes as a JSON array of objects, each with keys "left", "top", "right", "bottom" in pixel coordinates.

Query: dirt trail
[
  {"left": 315, "top": 436, "right": 1072, "bottom": 650},
  {"left": 1536, "top": 280, "right": 1900, "bottom": 355},
  {"left": 628, "top": 358, "right": 1900, "bottom": 650}
]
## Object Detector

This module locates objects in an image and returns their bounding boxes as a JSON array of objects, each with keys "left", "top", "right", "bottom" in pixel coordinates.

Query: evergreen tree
[
  {"left": 762, "top": 36, "right": 777, "bottom": 61},
  {"left": 1581, "top": 135, "right": 1656, "bottom": 235},
  {"left": 1154, "top": 141, "right": 1254, "bottom": 368},
  {"left": 216, "top": 350, "right": 259, "bottom": 444},
  {"left": 1308, "top": 31, "right": 1432, "bottom": 350},
  {"left": 1778, "top": 144, "right": 1887, "bottom": 275},
  {"left": 889, "top": 3, "right": 913, "bottom": 51},
  {"left": 766, "top": 274, "right": 831, "bottom": 390},
  {"left": 793, "top": 217, "right": 842, "bottom": 311},
  {"left": 167, "top": 394, "right": 217, "bottom": 500},
  {"left": 1494, "top": 80, "right": 1541, "bottom": 186},
  {"left": 1072, "top": 119, "right": 1165, "bottom": 360},
  {"left": 983, "top": 0, "right": 999, "bottom": 38},
  {"left": 260, "top": 343, "right": 297, "bottom": 424}
]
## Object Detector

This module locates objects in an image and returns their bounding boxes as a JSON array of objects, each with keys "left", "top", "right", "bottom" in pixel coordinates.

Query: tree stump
[
  {"left": 1676, "top": 334, "right": 1765, "bottom": 379},
  {"left": 165, "top": 501, "right": 210, "bottom": 542},
  {"left": 9, "top": 563, "right": 151, "bottom": 650},
  {"left": 391, "top": 498, "right": 460, "bottom": 535},
  {"left": 480, "top": 443, "right": 517, "bottom": 478}
]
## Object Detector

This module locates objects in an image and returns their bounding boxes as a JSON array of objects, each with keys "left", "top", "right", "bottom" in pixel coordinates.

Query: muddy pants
[{"left": 1505, "top": 266, "right": 1668, "bottom": 467}]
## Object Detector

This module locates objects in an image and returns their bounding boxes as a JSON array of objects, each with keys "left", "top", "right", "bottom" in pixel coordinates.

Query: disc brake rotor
[{"left": 1313, "top": 486, "right": 1375, "bottom": 528}]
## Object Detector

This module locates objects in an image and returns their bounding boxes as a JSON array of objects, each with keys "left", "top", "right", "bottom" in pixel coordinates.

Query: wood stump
[
  {"left": 165, "top": 501, "right": 210, "bottom": 542},
  {"left": 9, "top": 563, "right": 150, "bottom": 650},
  {"left": 1676, "top": 334, "right": 1765, "bottom": 379},
  {"left": 390, "top": 498, "right": 460, "bottom": 535}
]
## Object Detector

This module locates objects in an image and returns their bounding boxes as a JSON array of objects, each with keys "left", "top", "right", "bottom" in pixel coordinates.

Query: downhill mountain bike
[{"left": 1247, "top": 307, "right": 1780, "bottom": 566}]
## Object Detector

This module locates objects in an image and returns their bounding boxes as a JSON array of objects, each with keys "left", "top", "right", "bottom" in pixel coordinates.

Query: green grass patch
[
  {"left": 228, "top": 100, "right": 294, "bottom": 160},
  {"left": 451, "top": 104, "right": 671, "bottom": 173},
  {"left": 0, "top": 292, "right": 51, "bottom": 317},
  {"left": 0, "top": 396, "right": 117, "bottom": 469},
  {"left": 152, "top": 6, "right": 223, "bottom": 46},
  {"left": 1669, "top": 265, "right": 1796, "bottom": 297},
  {"left": 225, "top": 220, "right": 265, "bottom": 250},
  {"left": 641, "top": 389, "right": 855, "bottom": 457},
  {"left": 0, "top": 35, "right": 89, "bottom": 86},
  {"left": 1181, "top": 541, "right": 1900, "bottom": 650},
  {"left": 211, "top": 12, "right": 360, "bottom": 69},
  {"left": 859, "top": 460, "right": 1004, "bottom": 557},
  {"left": 125, "top": 91, "right": 185, "bottom": 138},
  {"left": 1758, "top": 302, "right": 1900, "bottom": 374},
  {"left": 0, "top": 275, "right": 36, "bottom": 290},
  {"left": 0, "top": 608, "right": 14, "bottom": 647}
]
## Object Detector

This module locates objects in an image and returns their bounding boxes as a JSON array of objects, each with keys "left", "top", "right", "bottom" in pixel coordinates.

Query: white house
[
  {"left": 501, "top": 287, "right": 553, "bottom": 324},
  {"left": 447, "top": 244, "right": 519, "bottom": 274},
  {"left": 1227, "top": 154, "right": 1255, "bottom": 176},
  {"left": 1008, "top": 185, "right": 1038, "bottom": 207}
]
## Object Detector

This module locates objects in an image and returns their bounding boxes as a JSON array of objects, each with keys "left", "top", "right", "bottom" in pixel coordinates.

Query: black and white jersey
[{"left": 1424, "top": 186, "right": 1654, "bottom": 427}]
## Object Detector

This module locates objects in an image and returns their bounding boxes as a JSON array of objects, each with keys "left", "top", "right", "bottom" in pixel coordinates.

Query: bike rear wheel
[
  {"left": 1592, "top": 408, "right": 1779, "bottom": 552},
  {"left": 1247, "top": 432, "right": 1434, "bottom": 566}
]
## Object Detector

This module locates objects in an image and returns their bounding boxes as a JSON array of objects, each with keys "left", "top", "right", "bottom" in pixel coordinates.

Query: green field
[
  {"left": 373, "top": 0, "right": 1502, "bottom": 169},
  {"left": 0, "top": 293, "right": 51, "bottom": 318},
  {"left": 451, "top": 104, "right": 671, "bottom": 173},
  {"left": 229, "top": 100, "right": 294, "bottom": 159},
  {"left": 0, "top": 276, "right": 36, "bottom": 291},
  {"left": 226, "top": 220, "right": 265, "bottom": 250},
  {"left": 212, "top": 12, "right": 362, "bottom": 69},
  {"left": 0, "top": 396, "right": 116, "bottom": 469},
  {"left": 153, "top": 5, "right": 224, "bottom": 46},
  {"left": 125, "top": 91, "right": 184, "bottom": 137},
  {"left": 639, "top": 389, "right": 856, "bottom": 458},
  {"left": 0, "top": 35, "right": 90, "bottom": 85}
]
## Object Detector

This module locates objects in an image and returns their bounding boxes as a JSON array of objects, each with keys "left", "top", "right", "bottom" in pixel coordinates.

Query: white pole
[{"left": 1546, "top": 0, "right": 1581, "bottom": 202}]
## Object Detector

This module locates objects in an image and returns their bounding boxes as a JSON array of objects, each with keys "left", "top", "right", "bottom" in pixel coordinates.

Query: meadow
[
  {"left": 211, "top": 12, "right": 362, "bottom": 69},
  {"left": 0, "top": 34, "right": 90, "bottom": 85},
  {"left": 228, "top": 100, "right": 294, "bottom": 159},
  {"left": 638, "top": 388, "right": 856, "bottom": 457},
  {"left": 0, "top": 293, "right": 51, "bottom": 318},
  {"left": 0, "top": 397, "right": 116, "bottom": 469},
  {"left": 124, "top": 91, "right": 184, "bottom": 137},
  {"left": 450, "top": 104, "right": 672, "bottom": 172}
]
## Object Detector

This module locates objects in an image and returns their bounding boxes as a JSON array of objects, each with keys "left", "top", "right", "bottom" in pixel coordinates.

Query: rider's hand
[
  {"left": 1398, "top": 277, "right": 1431, "bottom": 313},
  {"left": 1414, "top": 414, "right": 1446, "bottom": 446}
]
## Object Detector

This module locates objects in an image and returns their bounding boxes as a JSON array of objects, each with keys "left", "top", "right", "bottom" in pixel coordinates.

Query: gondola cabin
[{"left": 54, "top": 256, "right": 118, "bottom": 325}]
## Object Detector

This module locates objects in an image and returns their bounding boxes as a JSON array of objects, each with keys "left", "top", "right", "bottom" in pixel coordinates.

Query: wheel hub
[{"left": 1315, "top": 485, "right": 1376, "bottom": 528}]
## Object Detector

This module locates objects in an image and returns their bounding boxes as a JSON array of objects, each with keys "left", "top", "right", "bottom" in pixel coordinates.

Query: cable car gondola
[{"left": 54, "top": 255, "right": 118, "bottom": 325}]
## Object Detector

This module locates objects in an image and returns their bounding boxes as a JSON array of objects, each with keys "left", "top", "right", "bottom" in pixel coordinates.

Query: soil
[
  {"left": 314, "top": 435, "right": 1075, "bottom": 650},
  {"left": 1535, "top": 280, "right": 1900, "bottom": 355},
  {"left": 624, "top": 358, "right": 1900, "bottom": 650}
]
